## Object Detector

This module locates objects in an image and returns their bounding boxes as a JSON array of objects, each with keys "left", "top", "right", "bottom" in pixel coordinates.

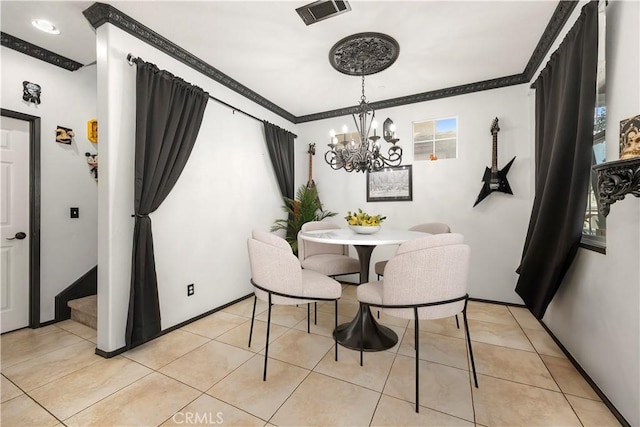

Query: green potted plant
[{"left": 271, "top": 185, "right": 336, "bottom": 254}]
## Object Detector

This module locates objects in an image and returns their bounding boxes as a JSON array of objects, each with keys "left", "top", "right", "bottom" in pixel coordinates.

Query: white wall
[
  {"left": 0, "top": 47, "right": 98, "bottom": 322},
  {"left": 93, "top": 3, "right": 639, "bottom": 422},
  {"left": 543, "top": 1, "right": 640, "bottom": 425},
  {"left": 296, "top": 85, "right": 532, "bottom": 303},
  {"left": 96, "top": 24, "right": 290, "bottom": 351}
]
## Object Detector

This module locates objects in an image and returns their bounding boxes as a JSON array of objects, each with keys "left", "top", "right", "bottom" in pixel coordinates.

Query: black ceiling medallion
[
  {"left": 1, "top": 32, "right": 83, "bottom": 72},
  {"left": 329, "top": 32, "right": 399, "bottom": 76}
]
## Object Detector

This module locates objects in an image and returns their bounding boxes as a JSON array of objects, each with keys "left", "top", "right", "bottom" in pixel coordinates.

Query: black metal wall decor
[
  {"left": 593, "top": 157, "right": 640, "bottom": 216},
  {"left": 56, "top": 126, "right": 74, "bottom": 144},
  {"left": 22, "top": 81, "right": 41, "bottom": 104}
]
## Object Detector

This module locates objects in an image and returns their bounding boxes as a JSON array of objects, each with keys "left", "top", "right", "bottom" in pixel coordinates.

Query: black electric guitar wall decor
[
  {"left": 307, "top": 143, "right": 321, "bottom": 204},
  {"left": 473, "top": 118, "right": 515, "bottom": 207},
  {"left": 307, "top": 143, "right": 317, "bottom": 191}
]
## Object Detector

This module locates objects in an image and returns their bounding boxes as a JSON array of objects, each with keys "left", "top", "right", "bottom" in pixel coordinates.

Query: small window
[
  {"left": 583, "top": 124, "right": 606, "bottom": 246},
  {"left": 581, "top": 1, "right": 606, "bottom": 252},
  {"left": 413, "top": 117, "right": 458, "bottom": 161}
]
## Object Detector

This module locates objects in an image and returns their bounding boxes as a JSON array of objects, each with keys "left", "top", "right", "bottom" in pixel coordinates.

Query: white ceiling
[{"left": 1, "top": 1, "right": 559, "bottom": 118}]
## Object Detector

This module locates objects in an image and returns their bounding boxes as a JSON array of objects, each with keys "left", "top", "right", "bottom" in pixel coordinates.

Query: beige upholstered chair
[
  {"left": 298, "top": 221, "right": 360, "bottom": 280},
  {"left": 298, "top": 221, "right": 361, "bottom": 323},
  {"left": 357, "top": 233, "right": 478, "bottom": 412},
  {"left": 247, "top": 230, "right": 342, "bottom": 380},
  {"left": 374, "top": 222, "right": 451, "bottom": 279}
]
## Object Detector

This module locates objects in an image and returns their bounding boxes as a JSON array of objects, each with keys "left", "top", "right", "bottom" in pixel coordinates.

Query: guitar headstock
[
  {"left": 490, "top": 117, "right": 500, "bottom": 135},
  {"left": 308, "top": 143, "right": 316, "bottom": 156}
]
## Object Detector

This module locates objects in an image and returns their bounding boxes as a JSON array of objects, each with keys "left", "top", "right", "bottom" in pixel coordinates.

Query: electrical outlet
[{"left": 187, "top": 283, "right": 194, "bottom": 296}]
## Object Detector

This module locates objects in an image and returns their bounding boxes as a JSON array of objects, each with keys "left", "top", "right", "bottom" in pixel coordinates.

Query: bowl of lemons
[{"left": 345, "top": 209, "right": 386, "bottom": 234}]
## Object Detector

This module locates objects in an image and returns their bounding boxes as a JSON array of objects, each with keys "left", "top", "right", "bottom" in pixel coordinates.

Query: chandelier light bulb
[{"left": 329, "top": 129, "right": 336, "bottom": 146}]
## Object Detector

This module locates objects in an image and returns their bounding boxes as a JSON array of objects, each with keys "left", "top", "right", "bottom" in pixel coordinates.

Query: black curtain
[
  {"left": 515, "top": 1, "right": 598, "bottom": 319},
  {"left": 126, "top": 59, "right": 209, "bottom": 347},
  {"left": 263, "top": 121, "right": 295, "bottom": 199}
]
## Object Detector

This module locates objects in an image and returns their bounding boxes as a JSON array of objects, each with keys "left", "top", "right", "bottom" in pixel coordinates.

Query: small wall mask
[
  {"left": 22, "top": 81, "right": 41, "bottom": 104},
  {"left": 85, "top": 152, "right": 98, "bottom": 180},
  {"left": 56, "top": 126, "right": 74, "bottom": 144}
]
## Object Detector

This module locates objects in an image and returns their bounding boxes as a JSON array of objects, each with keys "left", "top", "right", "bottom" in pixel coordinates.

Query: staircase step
[{"left": 67, "top": 295, "right": 97, "bottom": 330}]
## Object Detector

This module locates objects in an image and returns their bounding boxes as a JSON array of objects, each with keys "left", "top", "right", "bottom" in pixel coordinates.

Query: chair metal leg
[
  {"left": 414, "top": 307, "right": 420, "bottom": 413},
  {"left": 315, "top": 301, "right": 317, "bottom": 325},
  {"left": 463, "top": 304, "right": 478, "bottom": 388},
  {"left": 359, "top": 302, "right": 364, "bottom": 366},
  {"left": 376, "top": 274, "right": 382, "bottom": 317},
  {"left": 334, "top": 300, "right": 338, "bottom": 361},
  {"left": 455, "top": 314, "right": 460, "bottom": 329},
  {"left": 248, "top": 295, "right": 257, "bottom": 348},
  {"left": 263, "top": 293, "right": 272, "bottom": 381},
  {"left": 307, "top": 303, "right": 311, "bottom": 333}
]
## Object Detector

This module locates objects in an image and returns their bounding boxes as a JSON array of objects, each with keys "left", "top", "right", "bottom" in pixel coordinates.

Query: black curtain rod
[
  {"left": 206, "top": 94, "right": 262, "bottom": 123},
  {"left": 126, "top": 53, "right": 289, "bottom": 132}
]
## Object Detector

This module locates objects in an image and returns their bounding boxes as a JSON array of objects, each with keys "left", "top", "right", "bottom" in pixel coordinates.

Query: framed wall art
[{"left": 366, "top": 165, "right": 412, "bottom": 202}]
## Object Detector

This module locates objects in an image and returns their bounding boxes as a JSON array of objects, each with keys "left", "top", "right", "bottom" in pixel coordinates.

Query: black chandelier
[{"left": 324, "top": 32, "right": 403, "bottom": 173}]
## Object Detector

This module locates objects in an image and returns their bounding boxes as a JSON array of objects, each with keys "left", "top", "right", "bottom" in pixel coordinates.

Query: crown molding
[
  {"left": 1, "top": 32, "right": 83, "bottom": 71},
  {"left": 297, "top": 74, "right": 527, "bottom": 123},
  {"left": 522, "top": 0, "right": 579, "bottom": 81},
  {"left": 83, "top": 2, "right": 296, "bottom": 124},
  {"left": 80, "top": 1, "right": 576, "bottom": 124}
]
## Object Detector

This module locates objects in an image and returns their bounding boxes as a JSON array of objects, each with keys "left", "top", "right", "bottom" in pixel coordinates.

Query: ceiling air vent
[{"left": 296, "top": 0, "right": 351, "bottom": 26}]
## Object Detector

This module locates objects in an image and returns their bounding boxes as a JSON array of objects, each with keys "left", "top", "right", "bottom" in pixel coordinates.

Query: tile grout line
[
  {"left": 508, "top": 305, "right": 587, "bottom": 426},
  {"left": 200, "top": 352, "right": 274, "bottom": 425},
  {"left": 2, "top": 340, "right": 103, "bottom": 392},
  {"left": 369, "top": 325, "right": 404, "bottom": 425},
  {"left": 1, "top": 374, "right": 46, "bottom": 410},
  {"left": 3, "top": 300, "right": 612, "bottom": 426},
  {"left": 59, "top": 369, "right": 157, "bottom": 423},
  {"left": 263, "top": 318, "right": 326, "bottom": 426}
]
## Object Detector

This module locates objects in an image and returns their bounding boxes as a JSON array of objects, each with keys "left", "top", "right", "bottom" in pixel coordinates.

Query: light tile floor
[{"left": 1, "top": 285, "right": 621, "bottom": 426}]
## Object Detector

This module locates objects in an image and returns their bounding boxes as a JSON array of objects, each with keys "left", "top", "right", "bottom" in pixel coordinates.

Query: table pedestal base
[{"left": 334, "top": 304, "right": 398, "bottom": 351}]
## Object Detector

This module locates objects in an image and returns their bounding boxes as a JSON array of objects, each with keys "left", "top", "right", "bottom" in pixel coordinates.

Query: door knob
[{"left": 6, "top": 232, "right": 26, "bottom": 240}]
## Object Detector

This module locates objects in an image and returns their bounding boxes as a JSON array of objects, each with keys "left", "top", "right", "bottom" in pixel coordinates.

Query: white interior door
[{"left": 1, "top": 117, "right": 30, "bottom": 333}]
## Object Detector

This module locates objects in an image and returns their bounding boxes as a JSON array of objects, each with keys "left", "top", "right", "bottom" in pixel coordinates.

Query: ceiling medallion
[
  {"left": 329, "top": 32, "right": 399, "bottom": 76},
  {"left": 325, "top": 32, "right": 402, "bottom": 173}
]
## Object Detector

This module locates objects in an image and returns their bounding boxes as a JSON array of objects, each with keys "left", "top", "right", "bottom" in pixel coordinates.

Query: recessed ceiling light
[{"left": 32, "top": 19, "right": 60, "bottom": 35}]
